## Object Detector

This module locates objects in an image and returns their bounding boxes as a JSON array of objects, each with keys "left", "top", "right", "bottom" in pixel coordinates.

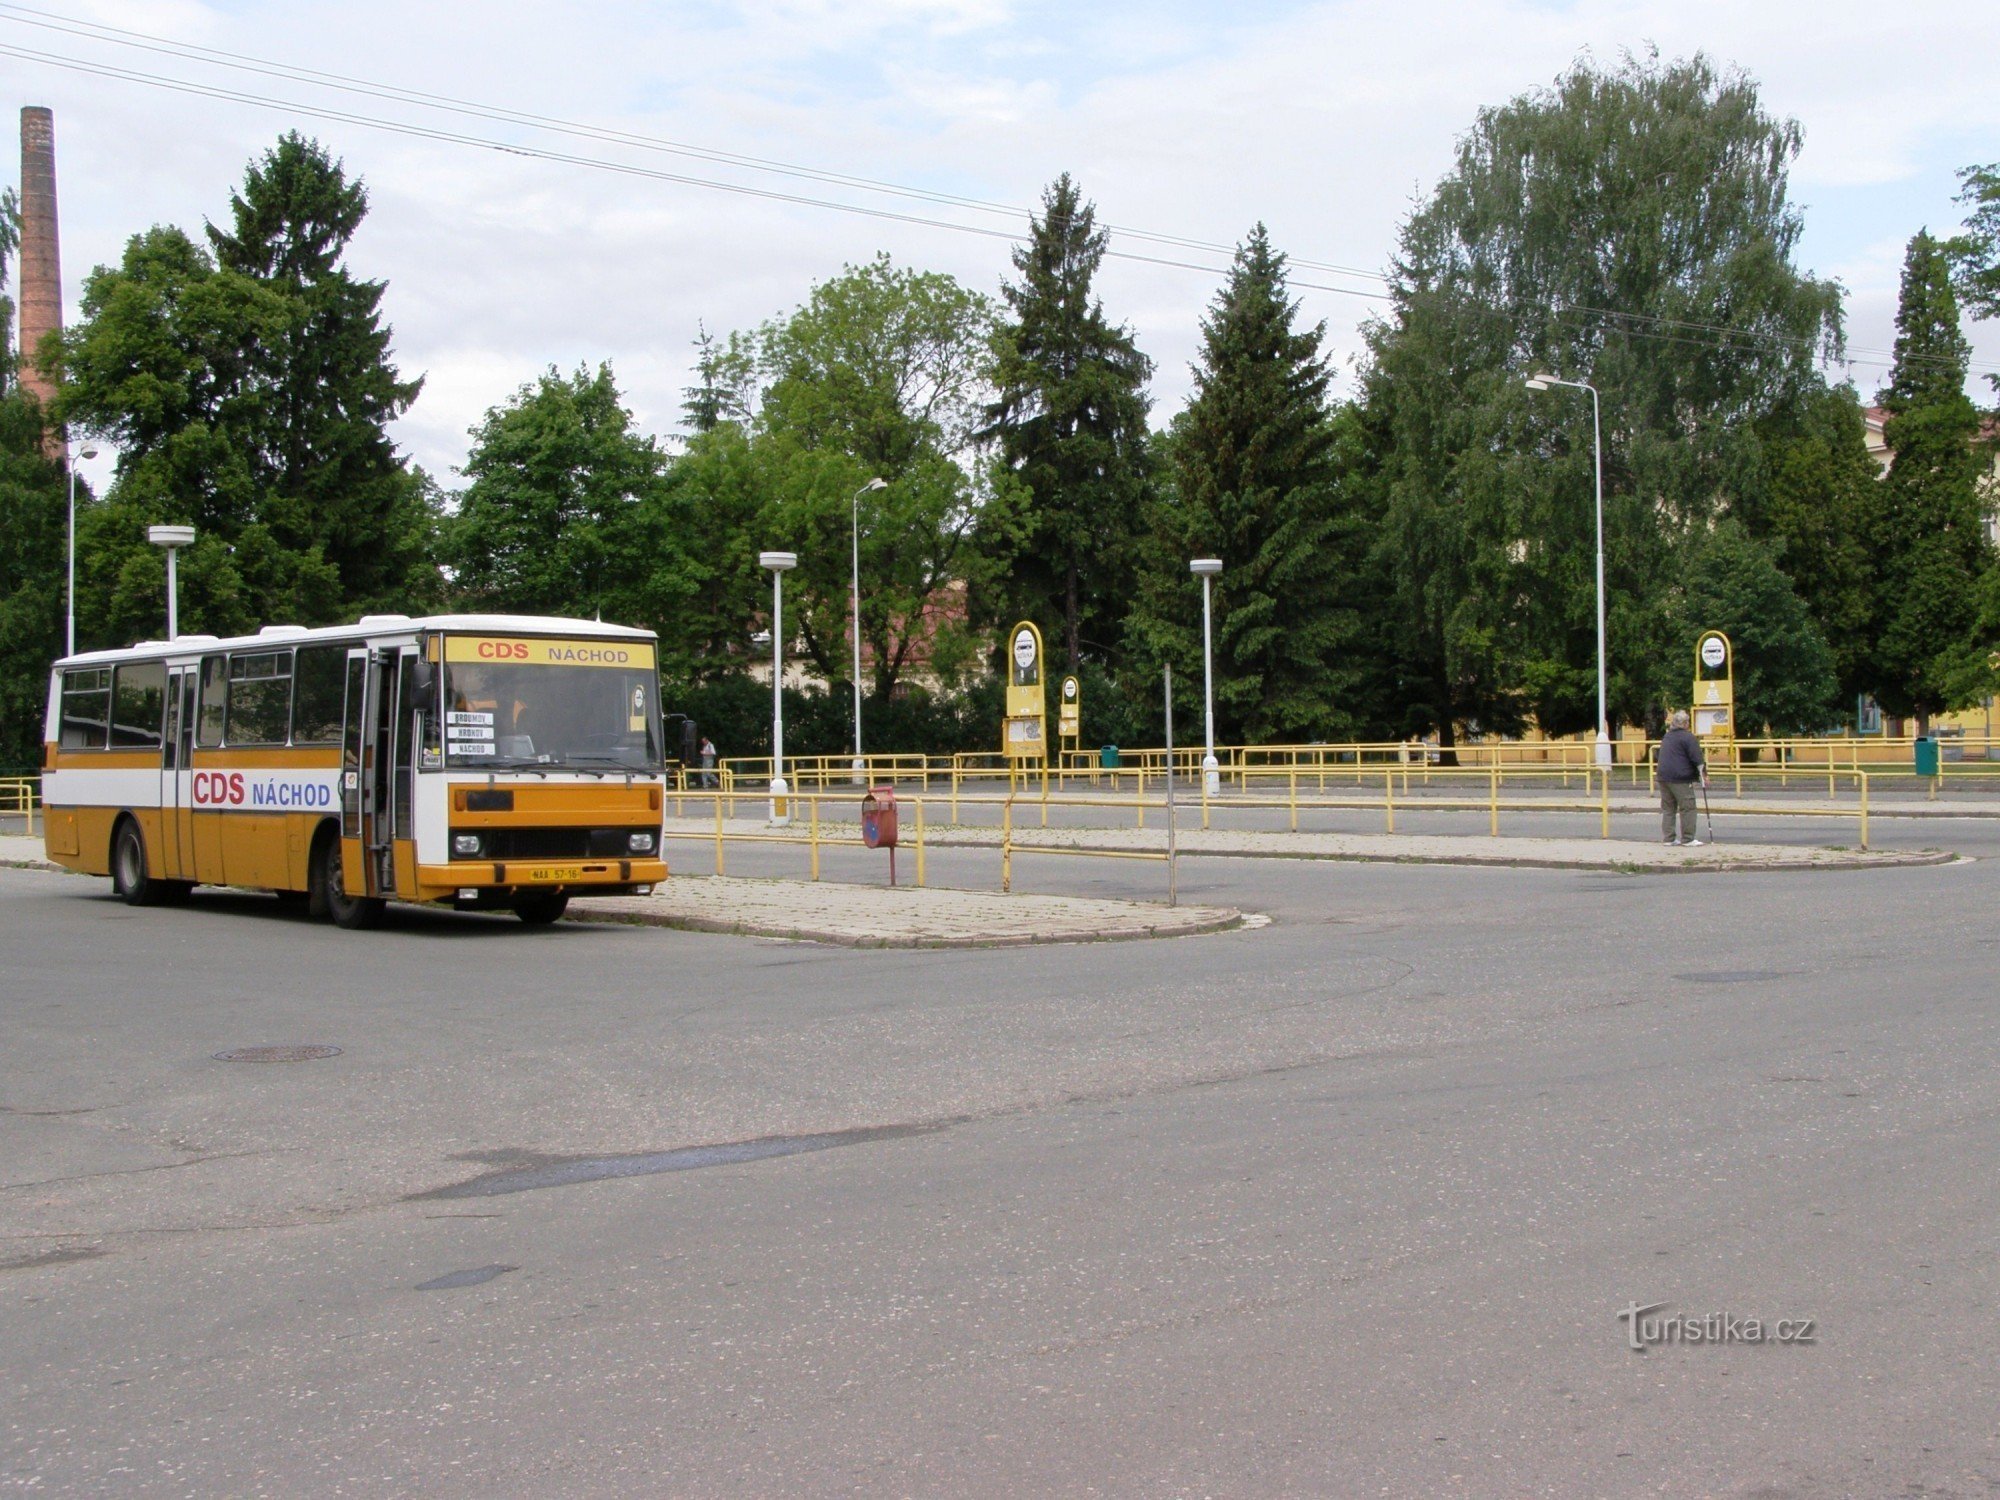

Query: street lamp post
[
  {"left": 850, "top": 476, "right": 887, "bottom": 783},
  {"left": 1525, "top": 374, "right": 1611, "bottom": 768},
  {"left": 1190, "top": 558, "right": 1222, "bottom": 795},
  {"left": 65, "top": 446, "right": 99, "bottom": 656},
  {"left": 760, "top": 550, "right": 798, "bottom": 825},
  {"left": 147, "top": 525, "right": 196, "bottom": 640}
]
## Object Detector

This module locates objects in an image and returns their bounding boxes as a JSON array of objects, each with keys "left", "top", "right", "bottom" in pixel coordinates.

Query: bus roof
[{"left": 54, "top": 614, "right": 658, "bottom": 668}]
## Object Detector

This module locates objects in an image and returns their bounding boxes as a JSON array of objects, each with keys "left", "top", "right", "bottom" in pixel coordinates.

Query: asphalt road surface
[{"left": 5, "top": 813, "right": 2000, "bottom": 1496}]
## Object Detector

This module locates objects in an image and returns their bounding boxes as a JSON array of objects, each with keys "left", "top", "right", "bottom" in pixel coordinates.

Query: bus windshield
[{"left": 442, "top": 636, "right": 662, "bottom": 772}]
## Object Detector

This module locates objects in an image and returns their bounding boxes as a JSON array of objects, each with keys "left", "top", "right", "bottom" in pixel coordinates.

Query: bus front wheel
[
  {"left": 319, "top": 834, "right": 385, "bottom": 930},
  {"left": 513, "top": 892, "right": 569, "bottom": 926}
]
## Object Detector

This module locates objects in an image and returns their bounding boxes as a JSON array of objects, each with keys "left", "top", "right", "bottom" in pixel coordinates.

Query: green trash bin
[
  {"left": 1101, "top": 745, "right": 1120, "bottom": 770},
  {"left": 1914, "top": 736, "right": 1939, "bottom": 778}
]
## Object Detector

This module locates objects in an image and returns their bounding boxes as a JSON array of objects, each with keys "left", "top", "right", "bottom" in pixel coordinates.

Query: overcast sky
[{"left": 7, "top": 0, "right": 1999, "bottom": 496}]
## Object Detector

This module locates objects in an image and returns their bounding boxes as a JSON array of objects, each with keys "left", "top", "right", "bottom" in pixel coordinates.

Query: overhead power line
[
  {"left": 0, "top": 2, "right": 1393, "bottom": 290},
  {"left": 2, "top": 9, "right": 1991, "bottom": 380}
]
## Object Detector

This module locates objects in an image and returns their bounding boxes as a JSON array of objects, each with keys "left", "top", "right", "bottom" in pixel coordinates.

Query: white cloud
[{"left": 17, "top": 0, "right": 2000, "bottom": 504}]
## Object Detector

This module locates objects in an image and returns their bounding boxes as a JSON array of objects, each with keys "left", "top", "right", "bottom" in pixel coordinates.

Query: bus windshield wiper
[
  {"left": 562, "top": 754, "right": 654, "bottom": 775},
  {"left": 474, "top": 756, "right": 548, "bottom": 777}
]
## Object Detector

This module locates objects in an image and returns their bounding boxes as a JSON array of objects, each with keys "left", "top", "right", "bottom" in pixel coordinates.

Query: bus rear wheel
[
  {"left": 318, "top": 833, "right": 385, "bottom": 930},
  {"left": 513, "top": 892, "right": 569, "bottom": 926},
  {"left": 112, "top": 819, "right": 160, "bottom": 906}
]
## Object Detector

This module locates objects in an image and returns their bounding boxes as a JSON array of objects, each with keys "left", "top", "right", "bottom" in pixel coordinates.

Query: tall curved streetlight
[
  {"left": 1190, "top": 558, "right": 1223, "bottom": 795},
  {"left": 760, "top": 550, "right": 798, "bottom": 825},
  {"left": 850, "top": 476, "right": 887, "bottom": 782},
  {"left": 65, "top": 445, "right": 99, "bottom": 656},
  {"left": 1525, "top": 373, "right": 1610, "bottom": 768}
]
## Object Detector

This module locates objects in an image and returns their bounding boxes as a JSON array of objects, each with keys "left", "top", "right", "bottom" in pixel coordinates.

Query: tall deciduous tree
[
  {"left": 747, "top": 255, "right": 1000, "bottom": 701},
  {"left": 1951, "top": 162, "right": 2000, "bottom": 343},
  {"left": 1361, "top": 53, "right": 1845, "bottom": 749},
  {"left": 1126, "top": 226, "right": 1374, "bottom": 744},
  {"left": 447, "top": 363, "right": 661, "bottom": 620},
  {"left": 1862, "top": 230, "right": 1993, "bottom": 730},
  {"left": 983, "top": 174, "right": 1154, "bottom": 671}
]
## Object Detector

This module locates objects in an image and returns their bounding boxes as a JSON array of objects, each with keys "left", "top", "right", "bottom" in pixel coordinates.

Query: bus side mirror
[{"left": 407, "top": 660, "right": 436, "bottom": 697}]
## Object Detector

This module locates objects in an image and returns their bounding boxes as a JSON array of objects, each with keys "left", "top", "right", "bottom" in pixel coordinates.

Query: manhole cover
[
  {"left": 212, "top": 1045, "right": 343, "bottom": 1063},
  {"left": 1673, "top": 971, "right": 1789, "bottom": 985}
]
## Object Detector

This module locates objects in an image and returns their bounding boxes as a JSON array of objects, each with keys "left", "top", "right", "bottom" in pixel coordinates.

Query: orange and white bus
[{"left": 42, "top": 613, "right": 670, "bottom": 927}]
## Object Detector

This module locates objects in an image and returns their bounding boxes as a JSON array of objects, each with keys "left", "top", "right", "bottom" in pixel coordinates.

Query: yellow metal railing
[
  {"left": 663, "top": 789, "right": 931, "bottom": 889},
  {"left": 699, "top": 733, "right": 2000, "bottom": 800},
  {"left": 0, "top": 776, "right": 39, "bottom": 836},
  {"left": 669, "top": 765, "right": 1883, "bottom": 869}
]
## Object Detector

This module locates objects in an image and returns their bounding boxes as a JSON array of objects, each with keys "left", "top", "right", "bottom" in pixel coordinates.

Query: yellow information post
[
  {"left": 1693, "top": 629, "right": 1735, "bottom": 747},
  {"left": 1003, "top": 620, "right": 1048, "bottom": 789},
  {"left": 1057, "top": 673, "right": 1081, "bottom": 768}
]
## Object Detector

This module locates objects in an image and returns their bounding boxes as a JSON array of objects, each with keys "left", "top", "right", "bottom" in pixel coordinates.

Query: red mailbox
[{"left": 861, "top": 786, "right": 898, "bottom": 848}]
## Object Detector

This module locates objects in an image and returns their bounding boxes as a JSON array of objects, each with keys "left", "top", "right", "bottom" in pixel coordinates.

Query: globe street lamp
[
  {"left": 850, "top": 476, "right": 887, "bottom": 783},
  {"left": 1190, "top": 558, "right": 1223, "bottom": 795},
  {"left": 65, "top": 445, "right": 99, "bottom": 656},
  {"left": 1525, "top": 373, "right": 1611, "bottom": 768},
  {"left": 147, "top": 524, "right": 196, "bottom": 640},
  {"left": 760, "top": 550, "right": 798, "bottom": 824}
]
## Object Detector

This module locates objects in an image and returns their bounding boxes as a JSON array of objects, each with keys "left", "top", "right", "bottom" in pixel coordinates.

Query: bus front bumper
[{"left": 415, "top": 857, "right": 670, "bottom": 905}]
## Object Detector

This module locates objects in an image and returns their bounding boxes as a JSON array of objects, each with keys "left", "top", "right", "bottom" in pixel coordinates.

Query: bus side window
[
  {"left": 109, "top": 660, "right": 166, "bottom": 750},
  {"left": 197, "top": 656, "right": 227, "bottom": 747},
  {"left": 59, "top": 667, "right": 111, "bottom": 749},
  {"left": 292, "top": 644, "right": 346, "bottom": 745},
  {"left": 226, "top": 650, "right": 293, "bottom": 745}
]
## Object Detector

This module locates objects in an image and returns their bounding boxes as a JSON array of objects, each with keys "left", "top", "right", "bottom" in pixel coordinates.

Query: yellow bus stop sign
[
  {"left": 1693, "top": 630, "right": 1734, "bottom": 739},
  {"left": 1003, "top": 621, "right": 1046, "bottom": 760}
]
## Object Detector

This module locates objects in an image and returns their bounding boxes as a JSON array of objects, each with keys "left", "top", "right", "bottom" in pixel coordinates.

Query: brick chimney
[{"left": 18, "top": 106, "right": 65, "bottom": 459}]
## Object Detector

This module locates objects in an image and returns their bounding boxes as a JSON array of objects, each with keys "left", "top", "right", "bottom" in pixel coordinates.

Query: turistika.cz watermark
[{"left": 1616, "top": 1302, "right": 1817, "bottom": 1351}]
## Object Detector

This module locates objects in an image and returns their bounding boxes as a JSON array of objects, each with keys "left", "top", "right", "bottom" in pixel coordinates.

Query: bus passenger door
[
  {"left": 160, "top": 666, "right": 196, "bottom": 880},
  {"left": 387, "top": 646, "right": 421, "bottom": 897},
  {"left": 343, "top": 647, "right": 397, "bottom": 899}
]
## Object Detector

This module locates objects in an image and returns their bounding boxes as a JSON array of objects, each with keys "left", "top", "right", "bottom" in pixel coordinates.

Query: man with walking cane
[{"left": 1658, "top": 709, "right": 1708, "bottom": 846}]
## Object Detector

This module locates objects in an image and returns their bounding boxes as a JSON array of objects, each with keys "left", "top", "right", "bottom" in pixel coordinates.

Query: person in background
[
  {"left": 700, "top": 735, "right": 718, "bottom": 789},
  {"left": 1657, "top": 709, "right": 1708, "bottom": 847}
]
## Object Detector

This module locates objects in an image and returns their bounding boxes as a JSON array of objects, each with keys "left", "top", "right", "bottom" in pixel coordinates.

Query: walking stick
[{"left": 1701, "top": 777, "right": 1714, "bottom": 843}]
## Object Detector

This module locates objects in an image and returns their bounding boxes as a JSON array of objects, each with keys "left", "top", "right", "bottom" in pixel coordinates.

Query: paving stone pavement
[{"left": 572, "top": 876, "right": 1242, "bottom": 947}]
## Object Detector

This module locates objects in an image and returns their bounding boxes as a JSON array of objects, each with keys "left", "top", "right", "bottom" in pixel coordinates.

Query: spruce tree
[
  {"left": 206, "top": 133, "right": 431, "bottom": 610},
  {"left": 1757, "top": 384, "right": 1877, "bottom": 704},
  {"left": 1864, "top": 230, "right": 1991, "bottom": 731},
  {"left": 1128, "top": 225, "right": 1367, "bottom": 743},
  {"left": 984, "top": 174, "right": 1153, "bottom": 670},
  {"left": 679, "top": 321, "right": 751, "bottom": 435}
]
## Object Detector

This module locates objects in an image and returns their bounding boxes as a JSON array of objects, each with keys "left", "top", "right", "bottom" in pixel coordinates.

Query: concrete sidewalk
[{"left": 664, "top": 816, "right": 1955, "bottom": 873}]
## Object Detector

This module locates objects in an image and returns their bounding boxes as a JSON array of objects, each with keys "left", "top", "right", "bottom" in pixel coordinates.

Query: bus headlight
[
  {"left": 628, "top": 831, "right": 656, "bottom": 853},
  {"left": 452, "top": 833, "right": 483, "bottom": 857}
]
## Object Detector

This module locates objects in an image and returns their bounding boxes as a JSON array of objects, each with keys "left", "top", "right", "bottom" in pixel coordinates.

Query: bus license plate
[{"left": 525, "top": 866, "right": 583, "bottom": 882}]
